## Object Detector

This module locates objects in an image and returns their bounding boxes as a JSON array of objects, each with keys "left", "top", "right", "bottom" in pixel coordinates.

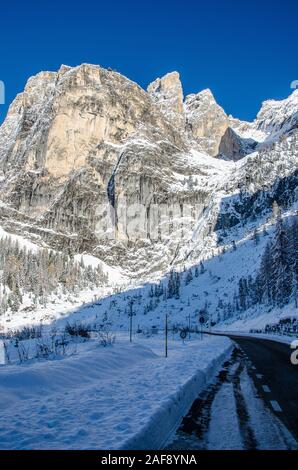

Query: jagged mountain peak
[
  {"left": 24, "top": 70, "right": 57, "bottom": 90},
  {"left": 255, "top": 89, "right": 298, "bottom": 137},
  {"left": 184, "top": 88, "right": 228, "bottom": 157},
  {"left": 147, "top": 71, "right": 184, "bottom": 128},
  {"left": 258, "top": 88, "right": 298, "bottom": 109},
  {"left": 1, "top": 64, "right": 297, "bottom": 176},
  {"left": 147, "top": 74, "right": 230, "bottom": 157},
  {"left": 147, "top": 71, "right": 182, "bottom": 95},
  {"left": 185, "top": 88, "right": 215, "bottom": 102},
  {"left": 0, "top": 63, "right": 188, "bottom": 176}
]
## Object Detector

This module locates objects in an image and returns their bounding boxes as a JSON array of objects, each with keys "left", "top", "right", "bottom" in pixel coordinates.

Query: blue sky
[{"left": 0, "top": 0, "right": 297, "bottom": 124}]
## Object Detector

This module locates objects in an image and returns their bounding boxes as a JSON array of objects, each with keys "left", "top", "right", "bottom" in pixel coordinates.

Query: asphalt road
[
  {"left": 228, "top": 336, "right": 298, "bottom": 442},
  {"left": 166, "top": 336, "right": 298, "bottom": 450}
]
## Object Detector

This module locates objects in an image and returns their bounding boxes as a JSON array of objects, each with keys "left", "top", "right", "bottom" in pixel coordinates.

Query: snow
[
  {"left": 216, "top": 300, "right": 298, "bottom": 339},
  {"left": 73, "top": 253, "right": 126, "bottom": 284},
  {"left": 0, "top": 66, "right": 297, "bottom": 451},
  {"left": 240, "top": 369, "right": 297, "bottom": 449},
  {"left": 0, "top": 334, "right": 232, "bottom": 450},
  {"left": 0, "top": 285, "right": 115, "bottom": 333},
  {"left": 165, "top": 341, "right": 298, "bottom": 450},
  {"left": 230, "top": 90, "right": 298, "bottom": 146},
  {"left": 1, "top": 205, "right": 295, "bottom": 340},
  {"left": 232, "top": 125, "right": 267, "bottom": 144},
  {"left": 0, "top": 225, "right": 40, "bottom": 253},
  {"left": 0, "top": 224, "right": 129, "bottom": 333},
  {"left": 256, "top": 89, "right": 298, "bottom": 137},
  {"left": 207, "top": 383, "right": 242, "bottom": 450}
]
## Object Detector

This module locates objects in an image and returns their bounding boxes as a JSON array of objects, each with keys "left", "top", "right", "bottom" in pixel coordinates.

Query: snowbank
[
  {"left": 216, "top": 302, "right": 298, "bottom": 335},
  {"left": 0, "top": 334, "right": 232, "bottom": 450},
  {"left": 122, "top": 336, "right": 233, "bottom": 450},
  {"left": 206, "top": 330, "right": 297, "bottom": 346}
]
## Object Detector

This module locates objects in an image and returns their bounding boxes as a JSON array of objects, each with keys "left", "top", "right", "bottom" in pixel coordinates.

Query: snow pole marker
[
  {"left": 165, "top": 313, "right": 168, "bottom": 358},
  {"left": 199, "top": 314, "right": 206, "bottom": 340},
  {"left": 128, "top": 298, "right": 134, "bottom": 342},
  {"left": 187, "top": 314, "right": 191, "bottom": 340}
]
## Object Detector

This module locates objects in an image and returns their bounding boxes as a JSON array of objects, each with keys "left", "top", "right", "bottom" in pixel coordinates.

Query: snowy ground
[
  {"left": 0, "top": 334, "right": 232, "bottom": 450},
  {"left": 0, "top": 223, "right": 131, "bottom": 333},
  {"left": 217, "top": 304, "right": 298, "bottom": 335}
]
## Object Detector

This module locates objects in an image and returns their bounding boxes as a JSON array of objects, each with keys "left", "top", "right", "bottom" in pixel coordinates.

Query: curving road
[
  {"left": 228, "top": 335, "right": 298, "bottom": 442},
  {"left": 166, "top": 334, "right": 298, "bottom": 450}
]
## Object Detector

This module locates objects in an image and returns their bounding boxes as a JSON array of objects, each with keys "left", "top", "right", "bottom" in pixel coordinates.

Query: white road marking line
[
  {"left": 256, "top": 374, "right": 263, "bottom": 379},
  {"left": 262, "top": 385, "right": 271, "bottom": 393},
  {"left": 270, "top": 400, "right": 282, "bottom": 412}
]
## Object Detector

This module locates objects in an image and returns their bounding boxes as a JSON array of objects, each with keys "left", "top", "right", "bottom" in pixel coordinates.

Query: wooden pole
[
  {"left": 130, "top": 314, "right": 132, "bottom": 342},
  {"left": 129, "top": 300, "right": 133, "bottom": 342},
  {"left": 165, "top": 313, "right": 168, "bottom": 358}
]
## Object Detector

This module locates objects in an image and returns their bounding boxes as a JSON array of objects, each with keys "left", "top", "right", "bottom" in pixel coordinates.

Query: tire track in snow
[
  {"left": 166, "top": 349, "right": 246, "bottom": 449},
  {"left": 230, "top": 350, "right": 257, "bottom": 450},
  {"left": 165, "top": 357, "right": 233, "bottom": 449},
  {"left": 165, "top": 347, "right": 292, "bottom": 450}
]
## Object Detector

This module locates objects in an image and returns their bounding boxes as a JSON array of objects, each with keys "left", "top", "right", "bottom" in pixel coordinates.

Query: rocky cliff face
[
  {"left": 0, "top": 64, "right": 297, "bottom": 281},
  {"left": 218, "top": 127, "right": 257, "bottom": 161},
  {"left": 184, "top": 89, "right": 229, "bottom": 156},
  {"left": 0, "top": 65, "right": 200, "bottom": 276},
  {"left": 147, "top": 77, "right": 230, "bottom": 157},
  {"left": 147, "top": 71, "right": 185, "bottom": 129}
]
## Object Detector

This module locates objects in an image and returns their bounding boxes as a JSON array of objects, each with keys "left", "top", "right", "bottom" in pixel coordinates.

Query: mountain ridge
[{"left": 0, "top": 63, "right": 297, "bottom": 330}]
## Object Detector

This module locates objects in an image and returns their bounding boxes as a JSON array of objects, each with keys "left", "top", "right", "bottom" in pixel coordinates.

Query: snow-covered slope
[
  {"left": 255, "top": 89, "right": 298, "bottom": 139},
  {"left": 229, "top": 90, "right": 298, "bottom": 150}
]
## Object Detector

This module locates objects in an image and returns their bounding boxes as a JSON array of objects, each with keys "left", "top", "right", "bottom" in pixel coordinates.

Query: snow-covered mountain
[{"left": 0, "top": 64, "right": 297, "bottom": 331}]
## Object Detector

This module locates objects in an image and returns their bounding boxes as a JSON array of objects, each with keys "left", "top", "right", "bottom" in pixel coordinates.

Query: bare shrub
[
  {"left": 36, "top": 333, "right": 70, "bottom": 359},
  {"left": 36, "top": 340, "right": 52, "bottom": 359},
  {"left": 15, "top": 341, "right": 30, "bottom": 363},
  {"left": 4, "top": 325, "right": 43, "bottom": 341},
  {"left": 65, "top": 322, "right": 91, "bottom": 338},
  {"left": 98, "top": 327, "right": 116, "bottom": 347}
]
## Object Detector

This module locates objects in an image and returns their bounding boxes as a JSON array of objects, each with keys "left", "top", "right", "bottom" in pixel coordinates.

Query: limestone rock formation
[
  {"left": 184, "top": 89, "right": 229, "bottom": 156},
  {"left": 0, "top": 65, "right": 197, "bottom": 276},
  {"left": 218, "top": 127, "right": 257, "bottom": 161},
  {"left": 147, "top": 71, "right": 185, "bottom": 128},
  {"left": 147, "top": 78, "right": 231, "bottom": 157}
]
